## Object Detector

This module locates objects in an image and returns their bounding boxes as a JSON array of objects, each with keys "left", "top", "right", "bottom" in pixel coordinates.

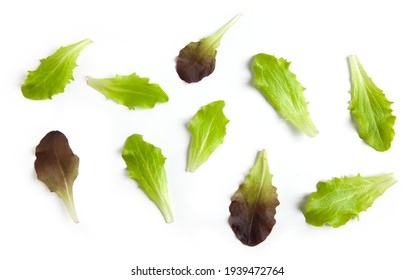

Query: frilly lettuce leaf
[
  {"left": 22, "top": 38, "right": 93, "bottom": 100},
  {"left": 252, "top": 53, "right": 318, "bottom": 137},
  {"left": 347, "top": 54, "right": 396, "bottom": 151},
  {"left": 122, "top": 134, "right": 174, "bottom": 223},
  {"left": 87, "top": 73, "right": 169, "bottom": 109},
  {"left": 187, "top": 100, "right": 229, "bottom": 172},
  {"left": 304, "top": 173, "right": 397, "bottom": 228}
]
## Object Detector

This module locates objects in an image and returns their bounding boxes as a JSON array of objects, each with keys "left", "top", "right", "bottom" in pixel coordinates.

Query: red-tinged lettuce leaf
[
  {"left": 176, "top": 14, "right": 241, "bottom": 83},
  {"left": 35, "top": 131, "right": 80, "bottom": 223},
  {"left": 229, "top": 150, "right": 279, "bottom": 246}
]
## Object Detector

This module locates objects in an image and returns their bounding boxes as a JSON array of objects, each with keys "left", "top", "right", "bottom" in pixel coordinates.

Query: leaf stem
[
  {"left": 73, "top": 38, "right": 94, "bottom": 51},
  {"left": 347, "top": 54, "right": 363, "bottom": 84},
  {"left": 59, "top": 193, "right": 79, "bottom": 223},
  {"left": 159, "top": 198, "right": 174, "bottom": 223},
  {"left": 205, "top": 14, "right": 242, "bottom": 50}
]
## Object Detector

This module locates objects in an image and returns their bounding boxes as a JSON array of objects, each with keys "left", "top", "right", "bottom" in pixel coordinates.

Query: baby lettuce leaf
[
  {"left": 122, "top": 134, "right": 174, "bottom": 223},
  {"left": 304, "top": 173, "right": 397, "bottom": 228},
  {"left": 229, "top": 150, "right": 279, "bottom": 246},
  {"left": 252, "top": 53, "right": 318, "bottom": 137},
  {"left": 22, "top": 38, "right": 93, "bottom": 100},
  {"left": 347, "top": 54, "right": 396, "bottom": 151},
  {"left": 35, "top": 131, "right": 80, "bottom": 223},
  {"left": 176, "top": 14, "right": 241, "bottom": 83},
  {"left": 86, "top": 73, "right": 169, "bottom": 109},
  {"left": 187, "top": 100, "right": 229, "bottom": 172}
]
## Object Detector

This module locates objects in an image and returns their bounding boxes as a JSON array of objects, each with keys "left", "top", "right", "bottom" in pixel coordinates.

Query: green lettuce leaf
[
  {"left": 229, "top": 150, "right": 279, "bottom": 246},
  {"left": 22, "top": 38, "right": 93, "bottom": 100},
  {"left": 87, "top": 73, "right": 169, "bottom": 109},
  {"left": 252, "top": 53, "right": 318, "bottom": 137},
  {"left": 187, "top": 100, "right": 229, "bottom": 172},
  {"left": 122, "top": 134, "right": 174, "bottom": 223},
  {"left": 176, "top": 14, "right": 241, "bottom": 83},
  {"left": 347, "top": 54, "right": 396, "bottom": 151},
  {"left": 35, "top": 131, "right": 80, "bottom": 223},
  {"left": 304, "top": 173, "right": 397, "bottom": 228}
]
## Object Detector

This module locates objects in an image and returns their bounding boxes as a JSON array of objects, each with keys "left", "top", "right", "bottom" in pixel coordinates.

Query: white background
[{"left": 1, "top": 0, "right": 413, "bottom": 279}]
